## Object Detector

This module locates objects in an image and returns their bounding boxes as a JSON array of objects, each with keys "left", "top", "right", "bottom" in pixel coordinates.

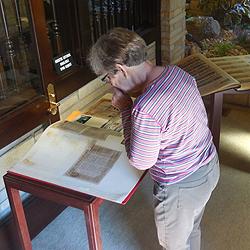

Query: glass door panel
[
  {"left": 89, "top": 0, "right": 158, "bottom": 42},
  {"left": 0, "top": 0, "right": 42, "bottom": 117},
  {"left": 43, "top": 0, "right": 85, "bottom": 66}
]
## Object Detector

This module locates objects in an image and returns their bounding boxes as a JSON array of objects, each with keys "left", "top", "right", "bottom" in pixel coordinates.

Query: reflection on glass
[
  {"left": 0, "top": 0, "right": 42, "bottom": 116},
  {"left": 42, "top": 0, "right": 158, "bottom": 74},
  {"left": 43, "top": 0, "right": 83, "bottom": 65},
  {"left": 44, "top": 0, "right": 63, "bottom": 57},
  {"left": 89, "top": 0, "right": 156, "bottom": 42}
]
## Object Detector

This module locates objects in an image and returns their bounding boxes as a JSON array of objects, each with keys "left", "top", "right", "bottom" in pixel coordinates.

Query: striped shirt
[{"left": 121, "top": 65, "right": 216, "bottom": 184}]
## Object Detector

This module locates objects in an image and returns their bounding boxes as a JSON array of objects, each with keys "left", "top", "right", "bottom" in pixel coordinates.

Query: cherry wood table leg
[
  {"left": 83, "top": 199, "right": 103, "bottom": 250},
  {"left": 209, "top": 92, "right": 223, "bottom": 152},
  {"left": 5, "top": 185, "right": 32, "bottom": 250}
]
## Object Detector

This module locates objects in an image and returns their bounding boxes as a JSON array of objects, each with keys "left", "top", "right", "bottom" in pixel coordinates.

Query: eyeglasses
[
  {"left": 100, "top": 69, "right": 119, "bottom": 84},
  {"left": 101, "top": 73, "right": 110, "bottom": 84}
]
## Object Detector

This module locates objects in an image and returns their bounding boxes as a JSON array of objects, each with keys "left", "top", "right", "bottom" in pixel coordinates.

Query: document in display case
[{"left": 8, "top": 94, "right": 146, "bottom": 204}]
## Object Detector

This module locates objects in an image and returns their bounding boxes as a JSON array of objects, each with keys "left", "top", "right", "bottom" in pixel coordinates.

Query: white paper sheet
[{"left": 9, "top": 121, "right": 145, "bottom": 204}]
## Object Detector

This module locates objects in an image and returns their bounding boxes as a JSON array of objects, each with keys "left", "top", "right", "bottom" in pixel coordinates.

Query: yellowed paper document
[{"left": 66, "top": 145, "right": 121, "bottom": 183}]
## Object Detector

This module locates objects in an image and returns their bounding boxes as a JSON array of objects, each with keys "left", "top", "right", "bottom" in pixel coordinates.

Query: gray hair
[{"left": 88, "top": 27, "right": 147, "bottom": 75}]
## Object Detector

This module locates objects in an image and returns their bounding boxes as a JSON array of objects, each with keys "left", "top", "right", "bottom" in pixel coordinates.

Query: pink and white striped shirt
[{"left": 121, "top": 65, "right": 216, "bottom": 184}]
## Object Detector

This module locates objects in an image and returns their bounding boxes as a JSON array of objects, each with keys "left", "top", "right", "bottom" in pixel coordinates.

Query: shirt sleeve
[{"left": 121, "top": 107, "right": 162, "bottom": 170}]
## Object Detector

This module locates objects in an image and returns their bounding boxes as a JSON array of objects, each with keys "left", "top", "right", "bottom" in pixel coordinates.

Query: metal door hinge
[{"left": 47, "top": 83, "right": 60, "bottom": 115}]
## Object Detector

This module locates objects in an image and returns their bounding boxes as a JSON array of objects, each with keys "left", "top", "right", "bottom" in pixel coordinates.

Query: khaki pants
[{"left": 153, "top": 154, "right": 220, "bottom": 250}]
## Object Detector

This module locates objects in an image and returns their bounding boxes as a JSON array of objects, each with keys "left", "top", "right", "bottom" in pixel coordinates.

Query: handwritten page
[{"left": 66, "top": 145, "right": 121, "bottom": 183}]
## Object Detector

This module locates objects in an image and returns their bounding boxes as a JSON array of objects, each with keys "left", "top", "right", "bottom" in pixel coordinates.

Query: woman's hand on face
[{"left": 112, "top": 87, "right": 133, "bottom": 111}]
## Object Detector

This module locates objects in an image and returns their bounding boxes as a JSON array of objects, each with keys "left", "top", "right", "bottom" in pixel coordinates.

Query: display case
[
  {"left": 0, "top": 0, "right": 160, "bottom": 150},
  {"left": 0, "top": 1, "right": 161, "bottom": 249}
]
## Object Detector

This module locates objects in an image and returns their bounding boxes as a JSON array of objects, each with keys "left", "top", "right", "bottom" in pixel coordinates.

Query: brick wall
[{"left": 161, "top": 0, "right": 186, "bottom": 64}]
